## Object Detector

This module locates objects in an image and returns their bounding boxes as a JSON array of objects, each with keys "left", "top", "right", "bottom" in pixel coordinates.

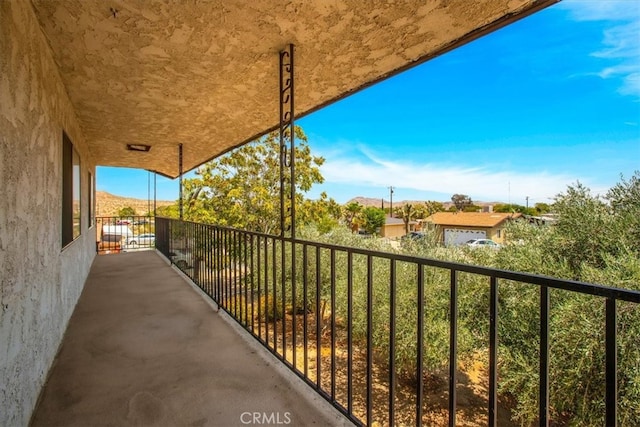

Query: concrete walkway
[{"left": 31, "top": 251, "right": 348, "bottom": 427}]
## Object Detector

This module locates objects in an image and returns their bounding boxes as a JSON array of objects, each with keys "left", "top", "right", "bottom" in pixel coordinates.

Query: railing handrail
[
  {"left": 154, "top": 216, "right": 640, "bottom": 303},
  {"left": 154, "top": 216, "right": 638, "bottom": 426}
]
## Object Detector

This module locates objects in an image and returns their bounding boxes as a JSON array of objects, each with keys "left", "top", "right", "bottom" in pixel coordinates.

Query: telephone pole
[{"left": 388, "top": 186, "right": 394, "bottom": 217}]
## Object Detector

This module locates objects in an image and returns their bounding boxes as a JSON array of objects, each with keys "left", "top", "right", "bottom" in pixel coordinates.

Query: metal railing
[
  {"left": 96, "top": 216, "right": 156, "bottom": 254},
  {"left": 155, "top": 217, "right": 640, "bottom": 427}
]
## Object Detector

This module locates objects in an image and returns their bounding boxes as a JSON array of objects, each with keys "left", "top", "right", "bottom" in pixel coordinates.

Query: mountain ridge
[
  {"left": 96, "top": 191, "right": 174, "bottom": 216},
  {"left": 346, "top": 196, "right": 504, "bottom": 209},
  {"left": 96, "top": 191, "right": 506, "bottom": 217}
]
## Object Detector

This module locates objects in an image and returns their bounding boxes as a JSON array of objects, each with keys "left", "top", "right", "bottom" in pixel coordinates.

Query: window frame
[{"left": 62, "top": 132, "right": 81, "bottom": 248}]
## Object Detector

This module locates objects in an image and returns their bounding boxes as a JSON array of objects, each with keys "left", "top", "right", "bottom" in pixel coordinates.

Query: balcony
[
  {"left": 30, "top": 250, "right": 347, "bottom": 426},
  {"left": 35, "top": 217, "right": 640, "bottom": 426}
]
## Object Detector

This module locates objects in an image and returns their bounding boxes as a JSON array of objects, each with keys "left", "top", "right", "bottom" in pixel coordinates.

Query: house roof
[
  {"left": 426, "top": 212, "right": 522, "bottom": 228},
  {"left": 29, "top": 0, "right": 557, "bottom": 177},
  {"left": 385, "top": 217, "right": 415, "bottom": 226}
]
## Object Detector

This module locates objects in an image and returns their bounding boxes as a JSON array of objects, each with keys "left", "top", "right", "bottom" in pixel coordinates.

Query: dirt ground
[{"left": 238, "top": 309, "right": 518, "bottom": 427}]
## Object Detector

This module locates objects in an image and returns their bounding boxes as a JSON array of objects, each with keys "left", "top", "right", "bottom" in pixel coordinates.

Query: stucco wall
[{"left": 0, "top": 1, "right": 96, "bottom": 425}]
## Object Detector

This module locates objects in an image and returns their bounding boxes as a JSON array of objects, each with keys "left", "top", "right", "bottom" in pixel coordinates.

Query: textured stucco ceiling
[{"left": 31, "top": 0, "right": 557, "bottom": 177}]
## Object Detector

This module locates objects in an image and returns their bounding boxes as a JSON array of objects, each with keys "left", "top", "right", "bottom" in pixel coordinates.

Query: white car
[
  {"left": 465, "top": 238, "right": 500, "bottom": 248},
  {"left": 127, "top": 233, "right": 155, "bottom": 247}
]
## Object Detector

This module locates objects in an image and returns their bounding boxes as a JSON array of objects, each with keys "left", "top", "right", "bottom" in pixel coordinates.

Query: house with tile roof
[{"left": 424, "top": 212, "right": 522, "bottom": 246}]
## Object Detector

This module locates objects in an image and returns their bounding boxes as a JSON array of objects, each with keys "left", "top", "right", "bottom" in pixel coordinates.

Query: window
[
  {"left": 497, "top": 229, "right": 502, "bottom": 238},
  {"left": 62, "top": 132, "right": 81, "bottom": 247}
]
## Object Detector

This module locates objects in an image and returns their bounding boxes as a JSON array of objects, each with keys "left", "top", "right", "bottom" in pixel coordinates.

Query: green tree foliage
[
  {"left": 298, "top": 192, "right": 342, "bottom": 234},
  {"left": 492, "top": 174, "right": 640, "bottom": 425},
  {"left": 534, "top": 202, "right": 552, "bottom": 214},
  {"left": 451, "top": 193, "right": 472, "bottom": 211},
  {"left": 414, "top": 200, "right": 445, "bottom": 219},
  {"left": 179, "top": 126, "right": 332, "bottom": 234},
  {"left": 551, "top": 182, "right": 620, "bottom": 274},
  {"left": 155, "top": 204, "right": 179, "bottom": 219},
  {"left": 361, "top": 207, "right": 386, "bottom": 234},
  {"left": 606, "top": 171, "right": 640, "bottom": 249},
  {"left": 494, "top": 203, "right": 537, "bottom": 215},
  {"left": 462, "top": 204, "right": 482, "bottom": 212},
  {"left": 343, "top": 201, "right": 363, "bottom": 232},
  {"left": 118, "top": 206, "right": 136, "bottom": 217}
]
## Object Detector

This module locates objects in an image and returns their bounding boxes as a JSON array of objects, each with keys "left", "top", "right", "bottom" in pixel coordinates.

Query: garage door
[{"left": 444, "top": 229, "right": 486, "bottom": 246}]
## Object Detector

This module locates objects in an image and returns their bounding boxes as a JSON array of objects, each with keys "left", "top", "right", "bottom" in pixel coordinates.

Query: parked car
[
  {"left": 465, "top": 238, "right": 500, "bottom": 248},
  {"left": 99, "top": 224, "right": 133, "bottom": 253},
  {"left": 127, "top": 233, "right": 155, "bottom": 247},
  {"left": 98, "top": 233, "right": 122, "bottom": 254},
  {"left": 402, "top": 231, "right": 426, "bottom": 240}
]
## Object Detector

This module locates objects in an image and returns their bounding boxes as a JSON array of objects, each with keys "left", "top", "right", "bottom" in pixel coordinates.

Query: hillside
[
  {"left": 346, "top": 196, "right": 504, "bottom": 210},
  {"left": 96, "top": 191, "right": 174, "bottom": 216}
]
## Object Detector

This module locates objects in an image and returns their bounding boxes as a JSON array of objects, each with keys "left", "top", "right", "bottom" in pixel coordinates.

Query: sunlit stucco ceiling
[{"left": 31, "top": 0, "right": 557, "bottom": 177}]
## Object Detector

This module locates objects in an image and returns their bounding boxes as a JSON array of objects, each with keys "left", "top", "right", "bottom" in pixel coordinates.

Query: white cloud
[
  {"left": 558, "top": 0, "right": 640, "bottom": 98},
  {"left": 320, "top": 148, "right": 577, "bottom": 203},
  {"left": 558, "top": 0, "right": 638, "bottom": 22}
]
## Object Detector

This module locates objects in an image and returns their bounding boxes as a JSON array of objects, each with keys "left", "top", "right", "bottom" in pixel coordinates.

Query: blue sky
[{"left": 98, "top": 0, "right": 639, "bottom": 206}]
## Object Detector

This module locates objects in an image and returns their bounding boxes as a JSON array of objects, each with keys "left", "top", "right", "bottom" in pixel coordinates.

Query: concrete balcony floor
[{"left": 31, "top": 251, "right": 348, "bottom": 427}]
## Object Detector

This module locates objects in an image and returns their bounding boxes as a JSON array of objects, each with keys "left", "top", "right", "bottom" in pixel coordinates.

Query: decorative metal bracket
[{"left": 279, "top": 44, "right": 295, "bottom": 238}]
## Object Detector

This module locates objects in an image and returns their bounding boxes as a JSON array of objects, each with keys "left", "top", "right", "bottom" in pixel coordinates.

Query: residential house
[
  {"left": 380, "top": 217, "right": 417, "bottom": 239},
  {"left": 424, "top": 212, "right": 522, "bottom": 245}
]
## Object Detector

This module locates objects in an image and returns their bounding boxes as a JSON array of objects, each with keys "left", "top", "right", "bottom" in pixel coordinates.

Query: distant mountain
[
  {"left": 345, "top": 196, "right": 505, "bottom": 209},
  {"left": 96, "top": 191, "right": 174, "bottom": 216},
  {"left": 346, "top": 196, "right": 439, "bottom": 208}
]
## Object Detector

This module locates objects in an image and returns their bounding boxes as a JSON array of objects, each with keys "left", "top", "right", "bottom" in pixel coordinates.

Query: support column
[
  {"left": 153, "top": 172, "right": 157, "bottom": 217},
  {"left": 179, "top": 143, "right": 183, "bottom": 221},
  {"left": 279, "top": 44, "right": 295, "bottom": 238}
]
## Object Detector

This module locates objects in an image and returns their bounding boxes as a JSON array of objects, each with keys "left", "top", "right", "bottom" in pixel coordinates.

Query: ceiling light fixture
[{"left": 126, "top": 144, "right": 151, "bottom": 152}]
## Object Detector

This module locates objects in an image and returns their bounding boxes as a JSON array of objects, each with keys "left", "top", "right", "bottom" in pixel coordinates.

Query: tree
[
  {"left": 552, "top": 181, "right": 618, "bottom": 274},
  {"left": 298, "top": 192, "right": 342, "bottom": 234},
  {"left": 422, "top": 200, "right": 445, "bottom": 217},
  {"left": 606, "top": 171, "right": 640, "bottom": 250},
  {"left": 343, "top": 201, "right": 364, "bottom": 232},
  {"left": 400, "top": 203, "right": 414, "bottom": 234},
  {"left": 494, "top": 203, "right": 537, "bottom": 216},
  {"left": 361, "top": 207, "right": 386, "bottom": 235},
  {"left": 180, "top": 126, "right": 328, "bottom": 234},
  {"left": 495, "top": 175, "right": 640, "bottom": 425},
  {"left": 534, "top": 202, "right": 552, "bottom": 214},
  {"left": 155, "top": 204, "right": 179, "bottom": 219},
  {"left": 118, "top": 206, "right": 136, "bottom": 217},
  {"left": 451, "top": 194, "right": 472, "bottom": 211},
  {"left": 493, "top": 203, "right": 522, "bottom": 213}
]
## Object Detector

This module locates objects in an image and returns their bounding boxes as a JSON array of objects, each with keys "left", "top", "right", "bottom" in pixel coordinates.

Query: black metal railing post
[
  {"left": 449, "top": 270, "right": 458, "bottom": 427},
  {"left": 606, "top": 298, "right": 617, "bottom": 427},
  {"left": 416, "top": 264, "right": 425, "bottom": 427},
  {"left": 489, "top": 276, "right": 499, "bottom": 427},
  {"left": 540, "top": 286, "right": 550, "bottom": 426}
]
